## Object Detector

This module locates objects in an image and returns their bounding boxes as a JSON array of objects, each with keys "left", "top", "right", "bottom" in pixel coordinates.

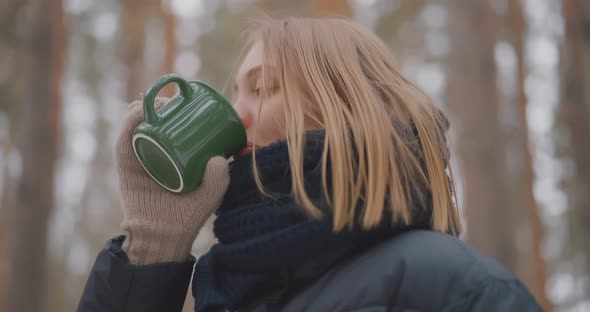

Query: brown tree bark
[
  {"left": 121, "top": 0, "right": 148, "bottom": 102},
  {"left": 508, "top": 1, "right": 552, "bottom": 309},
  {"left": 0, "top": 1, "right": 28, "bottom": 308},
  {"left": 159, "top": 1, "right": 176, "bottom": 98},
  {"left": 561, "top": 0, "right": 590, "bottom": 287},
  {"left": 309, "top": 0, "right": 351, "bottom": 17},
  {"left": 0, "top": 158, "right": 15, "bottom": 312},
  {"left": 9, "top": 0, "right": 63, "bottom": 311},
  {"left": 446, "top": 0, "right": 518, "bottom": 272}
]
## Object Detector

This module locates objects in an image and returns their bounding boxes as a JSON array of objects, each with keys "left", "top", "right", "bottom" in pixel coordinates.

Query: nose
[{"left": 233, "top": 100, "right": 253, "bottom": 130}]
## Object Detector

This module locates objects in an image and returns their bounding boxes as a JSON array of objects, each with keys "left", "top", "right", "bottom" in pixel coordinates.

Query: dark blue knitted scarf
[{"left": 192, "top": 130, "right": 432, "bottom": 311}]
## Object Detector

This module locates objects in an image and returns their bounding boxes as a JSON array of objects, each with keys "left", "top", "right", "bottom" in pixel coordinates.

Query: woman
[{"left": 78, "top": 16, "right": 541, "bottom": 311}]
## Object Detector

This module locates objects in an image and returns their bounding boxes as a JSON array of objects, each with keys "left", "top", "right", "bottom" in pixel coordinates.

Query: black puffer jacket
[
  {"left": 79, "top": 130, "right": 540, "bottom": 311},
  {"left": 77, "top": 230, "right": 541, "bottom": 312},
  {"left": 259, "top": 230, "right": 541, "bottom": 311}
]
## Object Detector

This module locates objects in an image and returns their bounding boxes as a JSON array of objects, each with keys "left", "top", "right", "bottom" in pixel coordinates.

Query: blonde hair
[{"left": 237, "top": 16, "right": 461, "bottom": 235}]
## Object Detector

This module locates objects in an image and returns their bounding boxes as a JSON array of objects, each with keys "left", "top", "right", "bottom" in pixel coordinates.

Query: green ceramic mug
[{"left": 132, "top": 74, "right": 246, "bottom": 193}]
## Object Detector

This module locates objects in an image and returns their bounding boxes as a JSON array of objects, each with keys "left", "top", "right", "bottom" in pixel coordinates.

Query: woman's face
[{"left": 233, "top": 42, "right": 285, "bottom": 155}]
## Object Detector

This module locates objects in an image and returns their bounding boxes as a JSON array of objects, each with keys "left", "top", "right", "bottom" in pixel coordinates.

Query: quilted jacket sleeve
[{"left": 76, "top": 235, "right": 196, "bottom": 312}]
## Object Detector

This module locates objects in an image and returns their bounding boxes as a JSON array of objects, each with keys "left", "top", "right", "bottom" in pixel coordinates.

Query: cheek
[
  {"left": 256, "top": 94, "right": 285, "bottom": 144},
  {"left": 234, "top": 97, "right": 255, "bottom": 130}
]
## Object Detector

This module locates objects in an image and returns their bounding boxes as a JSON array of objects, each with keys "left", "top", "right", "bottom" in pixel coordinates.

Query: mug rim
[{"left": 132, "top": 133, "right": 184, "bottom": 193}]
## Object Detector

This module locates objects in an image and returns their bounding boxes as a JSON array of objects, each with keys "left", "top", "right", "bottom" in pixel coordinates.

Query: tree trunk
[
  {"left": 310, "top": 0, "right": 351, "bottom": 17},
  {"left": 508, "top": 1, "right": 552, "bottom": 309},
  {"left": 9, "top": 0, "right": 63, "bottom": 311},
  {"left": 446, "top": 0, "right": 518, "bottom": 272},
  {"left": 159, "top": 0, "right": 176, "bottom": 98},
  {"left": 121, "top": 0, "right": 148, "bottom": 102},
  {"left": 0, "top": 0, "right": 28, "bottom": 308},
  {"left": 0, "top": 163, "right": 14, "bottom": 312},
  {"left": 561, "top": 0, "right": 590, "bottom": 288}
]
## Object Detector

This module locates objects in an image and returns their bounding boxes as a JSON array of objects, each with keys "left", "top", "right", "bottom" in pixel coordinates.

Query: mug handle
[{"left": 143, "top": 74, "right": 194, "bottom": 125}]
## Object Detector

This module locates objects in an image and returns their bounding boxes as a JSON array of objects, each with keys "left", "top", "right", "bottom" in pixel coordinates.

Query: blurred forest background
[{"left": 0, "top": 0, "right": 589, "bottom": 311}]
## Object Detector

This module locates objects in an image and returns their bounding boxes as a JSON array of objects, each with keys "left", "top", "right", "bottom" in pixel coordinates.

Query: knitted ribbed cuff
[{"left": 121, "top": 220, "right": 197, "bottom": 265}]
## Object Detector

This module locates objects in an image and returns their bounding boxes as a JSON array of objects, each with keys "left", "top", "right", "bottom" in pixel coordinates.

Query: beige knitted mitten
[{"left": 116, "top": 97, "right": 229, "bottom": 265}]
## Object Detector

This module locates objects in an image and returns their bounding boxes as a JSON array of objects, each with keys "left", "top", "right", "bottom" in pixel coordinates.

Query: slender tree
[
  {"left": 159, "top": 0, "right": 177, "bottom": 97},
  {"left": 509, "top": 0, "right": 552, "bottom": 309},
  {"left": 446, "top": 0, "right": 518, "bottom": 272},
  {"left": 121, "top": 0, "right": 148, "bottom": 102},
  {"left": 561, "top": 0, "right": 590, "bottom": 290},
  {"left": 0, "top": 0, "right": 26, "bottom": 307},
  {"left": 310, "top": 0, "right": 350, "bottom": 17},
  {"left": 9, "top": 0, "right": 64, "bottom": 311}
]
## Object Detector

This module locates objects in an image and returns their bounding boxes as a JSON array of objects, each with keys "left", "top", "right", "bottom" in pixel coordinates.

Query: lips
[{"left": 239, "top": 142, "right": 254, "bottom": 156}]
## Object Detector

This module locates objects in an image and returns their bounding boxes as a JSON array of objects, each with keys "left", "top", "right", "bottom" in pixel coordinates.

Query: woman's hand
[{"left": 115, "top": 97, "right": 229, "bottom": 265}]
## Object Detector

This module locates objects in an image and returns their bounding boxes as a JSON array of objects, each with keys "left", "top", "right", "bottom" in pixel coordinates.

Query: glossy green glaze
[{"left": 132, "top": 74, "right": 246, "bottom": 193}]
